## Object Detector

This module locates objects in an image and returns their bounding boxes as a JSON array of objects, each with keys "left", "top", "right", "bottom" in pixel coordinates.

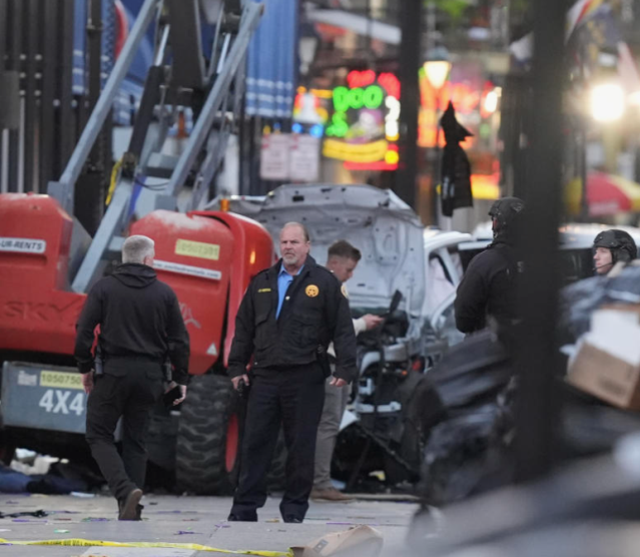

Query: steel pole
[
  {"left": 48, "top": 0, "right": 160, "bottom": 214},
  {"left": 514, "top": 0, "right": 565, "bottom": 482},
  {"left": 166, "top": 2, "right": 263, "bottom": 197},
  {"left": 395, "top": 0, "right": 422, "bottom": 209}
]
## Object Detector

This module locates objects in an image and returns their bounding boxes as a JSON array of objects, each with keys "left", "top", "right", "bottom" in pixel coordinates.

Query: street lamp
[
  {"left": 423, "top": 60, "right": 451, "bottom": 91},
  {"left": 299, "top": 23, "right": 319, "bottom": 78},
  {"left": 423, "top": 46, "right": 452, "bottom": 95},
  {"left": 590, "top": 82, "right": 624, "bottom": 122},
  {"left": 423, "top": 50, "right": 451, "bottom": 226}
]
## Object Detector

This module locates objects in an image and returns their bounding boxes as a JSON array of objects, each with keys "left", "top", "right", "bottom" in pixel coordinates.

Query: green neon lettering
[
  {"left": 348, "top": 88, "right": 364, "bottom": 109},
  {"left": 326, "top": 112, "right": 349, "bottom": 138},
  {"left": 363, "top": 85, "right": 384, "bottom": 109},
  {"left": 333, "top": 87, "right": 350, "bottom": 112}
]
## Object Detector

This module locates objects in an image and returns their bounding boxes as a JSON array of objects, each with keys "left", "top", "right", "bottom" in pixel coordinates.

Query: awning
[
  {"left": 307, "top": 9, "right": 400, "bottom": 45},
  {"left": 246, "top": 0, "right": 297, "bottom": 118},
  {"left": 566, "top": 171, "right": 640, "bottom": 216}
]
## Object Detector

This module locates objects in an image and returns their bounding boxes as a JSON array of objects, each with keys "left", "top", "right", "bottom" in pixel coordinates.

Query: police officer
[
  {"left": 74, "top": 235, "right": 190, "bottom": 520},
  {"left": 592, "top": 229, "right": 637, "bottom": 275},
  {"left": 227, "top": 222, "right": 357, "bottom": 523},
  {"left": 455, "top": 197, "right": 524, "bottom": 334}
]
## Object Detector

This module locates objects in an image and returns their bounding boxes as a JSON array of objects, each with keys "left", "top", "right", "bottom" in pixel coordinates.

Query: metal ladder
[{"left": 47, "top": 0, "right": 263, "bottom": 293}]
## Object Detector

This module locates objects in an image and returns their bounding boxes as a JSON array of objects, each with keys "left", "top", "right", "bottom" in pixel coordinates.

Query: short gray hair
[
  {"left": 122, "top": 235, "right": 155, "bottom": 264},
  {"left": 281, "top": 222, "right": 310, "bottom": 242}
]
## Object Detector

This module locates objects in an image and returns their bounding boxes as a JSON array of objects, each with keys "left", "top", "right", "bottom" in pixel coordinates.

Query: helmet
[
  {"left": 592, "top": 229, "right": 638, "bottom": 265},
  {"left": 489, "top": 197, "right": 525, "bottom": 241}
]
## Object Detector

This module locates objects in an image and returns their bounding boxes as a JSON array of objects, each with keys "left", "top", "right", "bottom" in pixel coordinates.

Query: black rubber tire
[{"left": 176, "top": 374, "right": 241, "bottom": 495}]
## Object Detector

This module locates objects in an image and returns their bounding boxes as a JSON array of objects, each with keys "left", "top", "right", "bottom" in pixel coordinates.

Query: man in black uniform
[
  {"left": 592, "top": 229, "right": 637, "bottom": 276},
  {"left": 75, "top": 235, "right": 190, "bottom": 520},
  {"left": 455, "top": 197, "right": 524, "bottom": 334},
  {"left": 227, "top": 222, "right": 357, "bottom": 524}
]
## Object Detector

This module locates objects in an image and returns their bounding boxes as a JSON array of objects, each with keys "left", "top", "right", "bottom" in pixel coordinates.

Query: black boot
[{"left": 118, "top": 488, "right": 143, "bottom": 520}]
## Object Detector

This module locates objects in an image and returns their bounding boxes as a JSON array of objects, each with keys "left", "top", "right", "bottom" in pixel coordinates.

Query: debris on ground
[
  {"left": 0, "top": 509, "right": 48, "bottom": 519},
  {"left": 292, "top": 525, "right": 383, "bottom": 557}
]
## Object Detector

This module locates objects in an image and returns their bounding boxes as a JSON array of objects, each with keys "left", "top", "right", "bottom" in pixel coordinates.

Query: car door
[{"left": 422, "top": 231, "right": 473, "bottom": 320}]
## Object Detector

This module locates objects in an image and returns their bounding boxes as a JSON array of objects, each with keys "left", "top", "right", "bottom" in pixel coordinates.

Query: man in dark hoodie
[
  {"left": 454, "top": 197, "right": 525, "bottom": 334},
  {"left": 227, "top": 222, "right": 357, "bottom": 524},
  {"left": 74, "top": 235, "right": 189, "bottom": 520}
]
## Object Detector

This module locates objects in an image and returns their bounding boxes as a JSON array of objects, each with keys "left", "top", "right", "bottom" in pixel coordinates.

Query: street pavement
[{"left": 0, "top": 492, "right": 418, "bottom": 556}]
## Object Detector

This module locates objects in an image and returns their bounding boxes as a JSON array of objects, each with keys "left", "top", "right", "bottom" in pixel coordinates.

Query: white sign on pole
[
  {"left": 260, "top": 134, "right": 291, "bottom": 181},
  {"left": 289, "top": 135, "right": 321, "bottom": 182}
]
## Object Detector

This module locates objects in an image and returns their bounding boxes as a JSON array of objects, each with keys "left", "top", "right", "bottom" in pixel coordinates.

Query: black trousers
[
  {"left": 85, "top": 360, "right": 164, "bottom": 502},
  {"left": 230, "top": 364, "right": 325, "bottom": 521}
]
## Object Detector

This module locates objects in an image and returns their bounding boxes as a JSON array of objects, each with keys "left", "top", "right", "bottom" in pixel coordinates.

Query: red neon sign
[{"left": 346, "top": 70, "right": 377, "bottom": 89}]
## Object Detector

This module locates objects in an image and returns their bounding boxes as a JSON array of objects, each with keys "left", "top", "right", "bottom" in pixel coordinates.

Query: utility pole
[
  {"left": 395, "top": 0, "right": 422, "bottom": 209},
  {"left": 515, "top": 0, "right": 565, "bottom": 483},
  {"left": 75, "top": 0, "right": 111, "bottom": 236}
]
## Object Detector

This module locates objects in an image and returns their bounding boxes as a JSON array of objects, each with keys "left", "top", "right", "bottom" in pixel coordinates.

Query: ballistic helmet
[
  {"left": 592, "top": 229, "right": 637, "bottom": 265},
  {"left": 489, "top": 197, "right": 525, "bottom": 241}
]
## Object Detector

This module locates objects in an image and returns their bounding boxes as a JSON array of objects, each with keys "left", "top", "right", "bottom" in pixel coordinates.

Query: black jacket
[
  {"left": 228, "top": 256, "right": 357, "bottom": 382},
  {"left": 74, "top": 264, "right": 190, "bottom": 384},
  {"left": 454, "top": 241, "right": 521, "bottom": 334}
]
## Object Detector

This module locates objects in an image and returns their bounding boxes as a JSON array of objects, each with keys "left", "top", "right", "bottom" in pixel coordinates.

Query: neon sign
[
  {"left": 293, "top": 87, "right": 332, "bottom": 125},
  {"left": 332, "top": 86, "right": 385, "bottom": 112},
  {"left": 418, "top": 67, "right": 496, "bottom": 149},
  {"left": 323, "top": 71, "right": 400, "bottom": 171}
]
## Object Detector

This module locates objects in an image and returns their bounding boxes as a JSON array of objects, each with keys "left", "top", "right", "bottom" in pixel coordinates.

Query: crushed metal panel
[{"left": 215, "top": 184, "right": 427, "bottom": 318}]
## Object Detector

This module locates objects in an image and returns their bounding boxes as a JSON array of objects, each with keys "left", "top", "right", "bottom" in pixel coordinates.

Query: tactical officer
[
  {"left": 74, "top": 235, "right": 190, "bottom": 520},
  {"left": 455, "top": 197, "right": 524, "bottom": 334},
  {"left": 227, "top": 222, "right": 357, "bottom": 524},
  {"left": 592, "top": 229, "right": 637, "bottom": 275},
  {"left": 311, "top": 240, "right": 382, "bottom": 502}
]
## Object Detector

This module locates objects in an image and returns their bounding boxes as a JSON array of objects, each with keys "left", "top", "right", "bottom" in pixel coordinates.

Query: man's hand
[
  {"left": 330, "top": 377, "right": 347, "bottom": 388},
  {"left": 174, "top": 385, "right": 187, "bottom": 405},
  {"left": 362, "top": 314, "right": 384, "bottom": 330},
  {"left": 166, "top": 381, "right": 187, "bottom": 405},
  {"left": 232, "top": 374, "right": 250, "bottom": 391},
  {"left": 81, "top": 371, "right": 94, "bottom": 395}
]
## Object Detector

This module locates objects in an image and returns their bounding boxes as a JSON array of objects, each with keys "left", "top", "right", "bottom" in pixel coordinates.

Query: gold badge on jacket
[{"left": 305, "top": 284, "right": 319, "bottom": 297}]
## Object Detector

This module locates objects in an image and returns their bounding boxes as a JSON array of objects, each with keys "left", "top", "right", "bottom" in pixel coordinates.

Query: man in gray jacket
[{"left": 311, "top": 240, "right": 382, "bottom": 501}]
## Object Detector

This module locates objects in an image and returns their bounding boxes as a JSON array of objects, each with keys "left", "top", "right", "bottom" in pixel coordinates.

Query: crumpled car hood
[{"left": 210, "top": 184, "right": 426, "bottom": 318}]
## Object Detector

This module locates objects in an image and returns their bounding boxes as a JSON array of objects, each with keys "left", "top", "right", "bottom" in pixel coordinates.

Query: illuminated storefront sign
[
  {"left": 293, "top": 87, "right": 332, "bottom": 125},
  {"left": 323, "top": 71, "right": 400, "bottom": 171},
  {"left": 418, "top": 65, "right": 497, "bottom": 149}
]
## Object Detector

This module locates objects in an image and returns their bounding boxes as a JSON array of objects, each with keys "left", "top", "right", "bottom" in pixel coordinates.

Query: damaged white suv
[{"left": 211, "top": 184, "right": 471, "bottom": 486}]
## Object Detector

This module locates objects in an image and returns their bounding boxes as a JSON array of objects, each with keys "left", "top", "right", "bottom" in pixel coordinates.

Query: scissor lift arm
[{"left": 46, "top": 0, "right": 263, "bottom": 293}]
